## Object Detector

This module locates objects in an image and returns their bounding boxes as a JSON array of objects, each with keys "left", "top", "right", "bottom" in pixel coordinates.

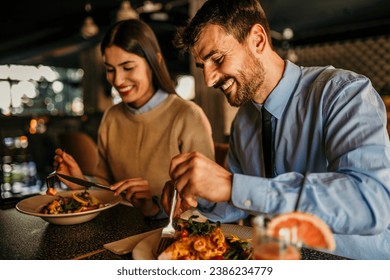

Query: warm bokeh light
[
  {"left": 38, "top": 65, "right": 59, "bottom": 82},
  {"left": 176, "top": 75, "right": 195, "bottom": 100},
  {"left": 0, "top": 81, "right": 11, "bottom": 114},
  {"left": 111, "top": 87, "right": 122, "bottom": 104},
  {"left": 0, "top": 64, "right": 9, "bottom": 79},
  {"left": 72, "top": 97, "right": 84, "bottom": 115},
  {"left": 1, "top": 64, "right": 84, "bottom": 116},
  {"left": 29, "top": 119, "right": 37, "bottom": 134},
  {"left": 9, "top": 65, "right": 40, "bottom": 81},
  {"left": 52, "top": 80, "right": 64, "bottom": 93},
  {"left": 19, "top": 136, "right": 29, "bottom": 148},
  {"left": 29, "top": 117, "right": 47, "bottom": 134}
]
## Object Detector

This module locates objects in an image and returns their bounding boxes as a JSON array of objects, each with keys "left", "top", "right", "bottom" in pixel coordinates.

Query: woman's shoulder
[
  {"left": 164, "top": 95, "right": 210, "bottom": 127},
  {"left": 168, "top": 94, "right": 204, "bottom": 114},
  {"left": 100, "top": 102, "right": 126, "bottom": 122}
]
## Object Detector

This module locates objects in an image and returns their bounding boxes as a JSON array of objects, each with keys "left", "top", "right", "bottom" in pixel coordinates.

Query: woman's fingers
[
  {"left": 110, "top": 178, "right": 148, "bottom": 191},
  {"left": 127, "top": 190, "right": 152, "bottom": 207},
  {"left": 110, "top": 178, "right": 151, "bottom": 201},
  {"left": 124, "top": 186, "right": 150, "bottom": 201}
]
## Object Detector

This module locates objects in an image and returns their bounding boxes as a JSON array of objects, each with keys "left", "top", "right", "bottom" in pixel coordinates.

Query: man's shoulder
[{"left": 301, "top": 65, "right": 369, "bottom": 87}]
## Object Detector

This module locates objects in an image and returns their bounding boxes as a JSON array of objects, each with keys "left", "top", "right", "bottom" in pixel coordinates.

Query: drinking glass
[{"left": 252, "top": 215, "right": 301, "bottom": 260}]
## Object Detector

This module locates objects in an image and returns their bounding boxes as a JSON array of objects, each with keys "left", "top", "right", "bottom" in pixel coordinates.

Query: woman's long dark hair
[{"left": 101, "top": 19, "right": 176, "bottom": 94}]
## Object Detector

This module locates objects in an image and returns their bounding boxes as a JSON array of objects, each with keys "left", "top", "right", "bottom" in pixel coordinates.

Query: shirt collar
[
  {"left": 259, "top": 60, "right": 301, "bottom": 119},
  {"left": 126, "top": 89, "right": 169, "bottom": 114}
]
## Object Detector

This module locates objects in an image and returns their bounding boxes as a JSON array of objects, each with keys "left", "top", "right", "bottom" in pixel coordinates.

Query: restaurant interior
[{"left": 1, "top": 0, "right": 389, "bottom": 205}]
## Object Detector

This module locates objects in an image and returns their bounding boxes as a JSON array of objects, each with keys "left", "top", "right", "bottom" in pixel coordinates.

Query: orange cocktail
[
  {"left": 252, "top": 239, "right": 301, "bottom": 260},
  {"left": 252, "top": 212, "right": 336, "bottom": 260},
  {"left": 252, "top": 215, "right": 301, "bottom": 260}
]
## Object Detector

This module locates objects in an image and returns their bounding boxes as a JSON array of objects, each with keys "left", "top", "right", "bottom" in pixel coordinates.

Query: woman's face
[{"left": 103, "top": 45, "right": 155, "bottom": 108}]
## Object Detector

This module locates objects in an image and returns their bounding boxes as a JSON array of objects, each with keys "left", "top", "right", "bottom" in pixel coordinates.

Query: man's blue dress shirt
[{"left": 198, "top": 60, "right": 390, "bottom": 260}]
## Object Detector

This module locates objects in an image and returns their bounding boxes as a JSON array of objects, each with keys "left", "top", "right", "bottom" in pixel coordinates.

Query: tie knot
[{"left": 262, "top": 107, "right": 272, "bottom": 121}]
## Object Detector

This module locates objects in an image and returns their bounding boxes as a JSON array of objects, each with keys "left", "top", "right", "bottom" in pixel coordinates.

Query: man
[{"left": 162, "top": 0, "right": 390, "bottom": 259}]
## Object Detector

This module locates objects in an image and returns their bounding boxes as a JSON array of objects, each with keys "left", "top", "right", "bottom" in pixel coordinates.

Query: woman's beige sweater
[{"left": 94, "top": 94, "right": 214, "bottom": 196}]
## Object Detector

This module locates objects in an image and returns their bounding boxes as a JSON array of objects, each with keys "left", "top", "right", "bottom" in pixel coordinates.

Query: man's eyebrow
[{"left": 195, "top": 50, "right": 218, "bottom": 69}]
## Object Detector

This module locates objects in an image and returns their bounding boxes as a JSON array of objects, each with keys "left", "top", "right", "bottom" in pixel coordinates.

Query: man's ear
[{"left": 249, "top": 24, "right": 267, "bottom": 53}]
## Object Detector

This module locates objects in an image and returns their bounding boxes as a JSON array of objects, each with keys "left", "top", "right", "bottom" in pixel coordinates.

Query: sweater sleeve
[{"left": 174, "top": 101, "right": 215, "bottom": 161}]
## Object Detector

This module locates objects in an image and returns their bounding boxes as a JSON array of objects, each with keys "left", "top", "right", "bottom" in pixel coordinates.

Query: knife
[{"left": 56, "top": 172, "right": 111, "bottom": 191}]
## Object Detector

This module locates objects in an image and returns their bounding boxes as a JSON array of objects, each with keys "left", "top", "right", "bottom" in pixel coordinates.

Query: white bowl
[{"left": 16, "top": 190, "right": 121, "bottom": 225}]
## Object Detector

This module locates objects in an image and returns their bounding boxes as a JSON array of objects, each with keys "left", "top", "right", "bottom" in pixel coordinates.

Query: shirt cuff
[
  {"left": 230, "top": 173, "right": 269, "bottom": 213},
  {"left": 197, "top": 197, "right": 248, "bottom": 223}
]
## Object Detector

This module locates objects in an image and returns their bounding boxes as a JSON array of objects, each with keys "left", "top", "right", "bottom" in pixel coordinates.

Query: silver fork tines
[
  {"left": 46, "top": 170, "right": 58, "bottom": 189},
  {"left": 156, "top": 188, "right": 177, "bottom": 255}
]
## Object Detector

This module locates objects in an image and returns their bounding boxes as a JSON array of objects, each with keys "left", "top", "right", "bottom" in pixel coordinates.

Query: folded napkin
[{"left": 104, "top": 228, "right": 162, "bottom": 255}]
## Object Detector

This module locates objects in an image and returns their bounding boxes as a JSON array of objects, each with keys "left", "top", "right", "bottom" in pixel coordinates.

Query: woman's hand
[
  {"left": 110, "top": 178, "right": 160, "bottom": 217},
  {"left": 53, "top": 148, "right": 84, "bottom": 189}
]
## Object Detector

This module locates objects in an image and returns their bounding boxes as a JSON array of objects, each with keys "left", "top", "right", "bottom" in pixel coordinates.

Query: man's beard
[{"left": 224, "top": 51, "right": 265, "bottom": 107}]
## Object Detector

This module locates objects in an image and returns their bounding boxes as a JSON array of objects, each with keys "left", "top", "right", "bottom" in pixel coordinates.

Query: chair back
[
  {"left": 214, "top": 142, "right": 229, "bottom": 168},
  {"left": 58, "top": 132, "right": 98, "bottom": 176}
]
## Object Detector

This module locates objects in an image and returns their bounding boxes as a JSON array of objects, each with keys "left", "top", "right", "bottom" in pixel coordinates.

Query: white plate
[
  {"left": 132, "top": 223, "right": 253, "bottom": 260},
  {"left": 16, "top": 190, "right": 121, "bottom": 225}
]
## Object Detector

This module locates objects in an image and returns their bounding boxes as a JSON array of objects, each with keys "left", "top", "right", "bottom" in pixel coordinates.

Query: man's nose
[{"left": 203, "top": 65, "right": 218, "bottom": 88}]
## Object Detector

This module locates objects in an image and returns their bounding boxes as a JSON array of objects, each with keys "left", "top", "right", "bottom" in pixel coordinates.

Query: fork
[
  {"left": 46, "top": 148, "right": 65, "bottom": 193},
  {"left": 46, "top": 170, "right": 59, "bottom": 192},
  {"left": 155, "top": 187, "right": 178, "bottom": 255}
]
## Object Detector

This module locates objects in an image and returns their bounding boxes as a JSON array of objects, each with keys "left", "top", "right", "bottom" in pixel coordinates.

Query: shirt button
[{"left": 244, "top": 200, "right": 252, "bottom": 207}]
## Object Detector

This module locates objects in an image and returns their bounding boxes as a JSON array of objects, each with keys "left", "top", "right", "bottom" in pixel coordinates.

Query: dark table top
[{"left": 0, "top": 202, "right": 347, "bottom": 260}]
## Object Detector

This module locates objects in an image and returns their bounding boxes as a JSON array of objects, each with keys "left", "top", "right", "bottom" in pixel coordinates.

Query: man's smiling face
[{"left": 191, "top": 24, "right": 265, "bottom": 107}]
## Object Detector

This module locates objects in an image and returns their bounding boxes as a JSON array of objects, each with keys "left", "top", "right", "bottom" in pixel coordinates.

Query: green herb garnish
[
  {"left": 63, "top": 199, "right": 81, "bottom": 212},
  {"left": 175, "top": 215, "right": 220, "bottom": 236}
]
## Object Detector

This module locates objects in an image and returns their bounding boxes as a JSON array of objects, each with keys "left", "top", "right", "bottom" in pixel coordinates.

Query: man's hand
[{"left": 168, "top": 152, "right": 233, "bottom": 211}]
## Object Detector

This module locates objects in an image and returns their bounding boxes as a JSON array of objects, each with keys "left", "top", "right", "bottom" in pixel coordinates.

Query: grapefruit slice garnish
[{"left": 266, "top": 212, "right": 336, "bottom": 251}]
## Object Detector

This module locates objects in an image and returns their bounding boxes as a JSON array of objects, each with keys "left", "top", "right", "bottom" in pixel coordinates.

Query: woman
[{"left": 54, "top": 19, "right": 214, "bottom": 219}]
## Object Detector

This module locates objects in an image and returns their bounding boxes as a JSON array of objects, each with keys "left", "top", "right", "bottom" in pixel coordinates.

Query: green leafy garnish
[
  {"left": 63, "top": 199, "right": 81, "bottom": 212},
  {"left": 175, "top": 215, "right": 220, "bottom": 236},
  {"left": 224, "top": 235, "right": 252, "bottom": 260}
]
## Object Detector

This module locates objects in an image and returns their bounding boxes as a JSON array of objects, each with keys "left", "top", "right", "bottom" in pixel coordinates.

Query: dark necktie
[{"left": 262, "top": 107, "right": 273, "bottom": 178}]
